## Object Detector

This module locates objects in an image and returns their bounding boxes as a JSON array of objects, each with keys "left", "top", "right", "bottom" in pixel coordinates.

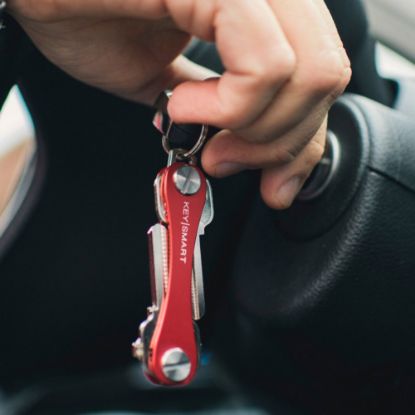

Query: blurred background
[{"left": 0, "top": 0, "right": 415, "bottom": 414}]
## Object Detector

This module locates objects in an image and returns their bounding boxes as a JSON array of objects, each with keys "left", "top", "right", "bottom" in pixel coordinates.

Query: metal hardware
[
  {"left": 173, "top": 165, "right": 202, "bottom": 195},
  {"left": 154, "top": 90, "right": 173, "bottom": 112},
  {"left": 155, "top": 91, "right": 209, "bottom": 160},
  {"left": 131, "top": 338, "right": 144, "bottom": 361},
  {"left": 161, "top": 348, "right": 192, "bottom": 383},
  {"left": 298, "top": 130, "right": 341, "bottom": 201},
  {"left": 191, "top": 238, "right": 205, "bottom": 320},
  {"left": 200, "top": 181, "right": 214, "bottom": 230},
  {"left": 134, "top": 93, "right": 214, "bottom": 386},
  {"left": 162, "top": 122, "right": 209, "bottom": 159},
  {"left": 134, "top": 161, "right": 208, "bottom": 386},
  {"left": 191, "top": 181, "right": 214, "bottom": 320},
  {"left": 154, "top": 173, "right": 167, "bottom": 223},
  {"left": 148, "top": 223, "right": 168, "bottom": 308}
]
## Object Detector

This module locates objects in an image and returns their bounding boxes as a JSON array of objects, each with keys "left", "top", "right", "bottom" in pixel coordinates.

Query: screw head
[
  {"left": 173, "top": 166, "right": 201, "bottom": 195},
  {"left": 161, "top": 347, "right": 192, "bottom": 382}
]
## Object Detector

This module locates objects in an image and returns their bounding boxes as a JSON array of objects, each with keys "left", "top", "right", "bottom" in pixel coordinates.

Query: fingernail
[
  {"left": 276, "top": 176, "right": 302, "bottom": 209},
  {"left": 214, "top": 162, "right": 247, "bottom": 177}
]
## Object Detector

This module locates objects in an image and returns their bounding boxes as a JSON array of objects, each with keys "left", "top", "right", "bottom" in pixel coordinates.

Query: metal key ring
[{"left": 162, "top": 121, "right": 209, "bottom": 160}]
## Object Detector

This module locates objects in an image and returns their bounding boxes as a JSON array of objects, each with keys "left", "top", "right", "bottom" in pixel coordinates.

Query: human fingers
[
  {"left": 201, "top": 118, "right": 326, "bottom": 210},
  {"left": 10, "top": 0, "right": 296, "bottom": 127},
  {"left": 184, "top": 0, "right": 348, "bottom": 182},
  {"left": 227, "top": 0, "right": 351, "bottom": 144},
  {"left": 11, "top": 9, "right": 217, "bottom": 106},
  {"left": 246, "top": 0, "right": 348, "bottom": 208},
  {"left": 259, "top": 122, "right": 327, "bottom": 209},
  {"left": 126, "top": 55, "right": 219, "bottom": 105},
  {"left": 166, "top": 0, "right": 296, "bottom": 129},
  {"left": 198, "top": 0, "right": 349, "bottom": 209},
  {"left": 201, "top": 111, "right": 326, "bottom": 177}
]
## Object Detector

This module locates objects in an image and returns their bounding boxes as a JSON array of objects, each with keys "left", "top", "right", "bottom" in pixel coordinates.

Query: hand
[{"left": 9, "top": 0, "right": 351, "bottom": 209}]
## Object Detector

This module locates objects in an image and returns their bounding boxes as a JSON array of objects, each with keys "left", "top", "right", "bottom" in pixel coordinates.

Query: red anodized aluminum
[{"left": 147, "top": 162, "right": 207, "bottom": 385}]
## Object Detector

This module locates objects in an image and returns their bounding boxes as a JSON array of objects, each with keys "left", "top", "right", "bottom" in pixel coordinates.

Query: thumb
[{"left": 131, "top": 55, "right": 219, "bottom": 106}]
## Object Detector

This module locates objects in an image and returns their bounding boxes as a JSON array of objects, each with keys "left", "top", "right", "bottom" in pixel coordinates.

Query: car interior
[{"left": 1, "top": 0, "right": 415, "bottom": 414}]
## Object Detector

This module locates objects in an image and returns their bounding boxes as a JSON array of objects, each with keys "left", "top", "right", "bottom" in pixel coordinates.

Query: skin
[{"left": 8, "top": 0, "right": 351, "bottom": 209}]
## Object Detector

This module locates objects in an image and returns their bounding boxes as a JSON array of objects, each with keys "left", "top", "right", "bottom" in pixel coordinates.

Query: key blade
[
  {"left": 200, "top": 180, "right": 214, "bottom": 232},
  {"left": 154, "top": 173, "right": 167, "bottom": 223},
  {"left": 132, "top": 310, "right": 157, "bottom": 366},
  {"left": 191, "top": 179, "right": 213, "bottom": 320},
  {"left": 146, "top": 162, "right": 207, "bottom": 386},
  {"left": 191, "top": 235, "right": 205, "bottom": 320},
  {"left": 148, "top": 223, "right": 169, "bottom": 308}
]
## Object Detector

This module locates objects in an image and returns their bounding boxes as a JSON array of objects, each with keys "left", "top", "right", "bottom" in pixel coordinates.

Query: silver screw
[
  {"left": 173, "top": 166, "right": 201, "bottom": 195},
  {"left": 161, "top": 348, "right": 192, "bottom": 382}
]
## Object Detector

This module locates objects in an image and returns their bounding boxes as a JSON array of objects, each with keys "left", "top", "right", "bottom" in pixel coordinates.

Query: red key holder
[{"left": 147, "top": 162, "right": 207, "bottom": 385}]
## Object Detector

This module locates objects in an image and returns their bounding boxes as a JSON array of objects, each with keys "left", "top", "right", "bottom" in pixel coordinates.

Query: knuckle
[
  {"left": 269, "top": 47, "right": 297, "bottom": 80},
  {"left": 336, "top": 66, "right": 352, "bottom": 95},
  {"left": 209, "top": 51, "right": 297, "bottom": 131},
  {"left": 297, "top": 50, "right": 351, "bottom": 98},
  {"left": 215, "top": 101, "right": 255, "bottom": 131},
  {"left": 216, "top": 106, "right": 247, "bottom": 130},
  {"left": 271, "top": 145, "right": 299, "bottom": 166},
  {"left": 252, "top": 47, "right": 297, "bottom": 87}
]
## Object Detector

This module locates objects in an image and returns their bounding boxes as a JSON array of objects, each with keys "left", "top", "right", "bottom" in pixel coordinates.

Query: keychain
[{"left": 132, "top": 92, "right": 214, "bottom": 386}]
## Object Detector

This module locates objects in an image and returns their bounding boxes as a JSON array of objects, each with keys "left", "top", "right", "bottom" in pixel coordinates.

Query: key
[
  {"left": 133, "top": 155, "right": 209, "bottom": 386},
  {"left": 154, "top": 172, "right": 167, "bottom": 224},
  {"left": 148, "top": 223, "right": 168, "bottom": 308},
  {"left": 191, "top": 180, "right": 214, "bottom": 320},
  {"left": 133, "top": 93, "right": 213, "bottom": 387},
  {"left": 148, "top": 170, "right": 170, "bottom": 308}
]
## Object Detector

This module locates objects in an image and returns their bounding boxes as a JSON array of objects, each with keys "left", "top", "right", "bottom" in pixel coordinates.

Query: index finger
[
  {"left": 166, "top": 0, "right": 296, "bottom": 129},
  {"left": 12, "top": 0, "right": 295, "bottom": 130}
]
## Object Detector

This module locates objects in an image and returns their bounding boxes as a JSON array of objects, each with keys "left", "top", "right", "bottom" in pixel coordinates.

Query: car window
[{"left": 364, "top": 0, "right": 415, "bottom": 61}]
